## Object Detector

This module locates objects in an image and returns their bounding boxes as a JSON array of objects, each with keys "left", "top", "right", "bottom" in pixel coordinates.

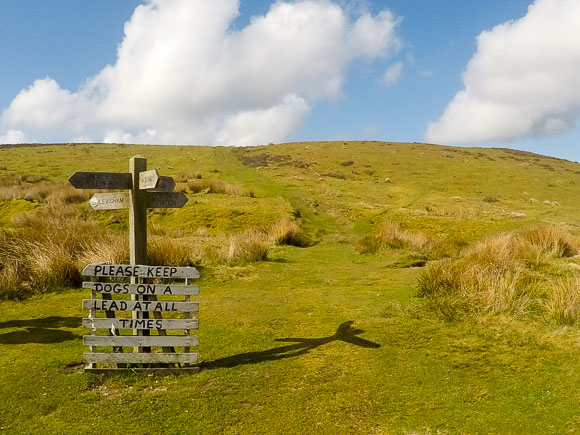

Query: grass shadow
[
  {"left": 0, "top": 316, "right": 82, "bottom": 329},
  {"left": 0, "top": 316, "right": 82, "bottom": 345},
  {"left": 201, "top": 321, "right": 379, "bottom": 370}
]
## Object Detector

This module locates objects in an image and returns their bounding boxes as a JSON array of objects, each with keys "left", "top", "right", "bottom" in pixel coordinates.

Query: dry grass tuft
[
  {"left": 227, "top": 228, "right": 270, "bottom": 265},
  {"left": 0, "top": 261, "right": 25, "bottom": 300},
  {"left": 269, "top": 218, "right": 309, "bottom": 247},
  {"left": 187, "top": 179, "right": 244, "bottom": 196},
  {"left": 174, "top": 170, "right": 202, "bottom": 183},
  {"left": 148, "top": 236, "right": 201, "bottom": 267},
  {"left": 520, "top": 225, "right": 578, "bottom": 259},
  {"left": 545, "top": 278, "right": 580, "bottom": 326},
  {"left": 357, "top": 221, "right": 432, "bottom": 254},
  {"left": 78, "top": 232, "right": 129, "bottom": 266},
  {"left": 417, "top": 226, "right": 580, "bottom": 322}
]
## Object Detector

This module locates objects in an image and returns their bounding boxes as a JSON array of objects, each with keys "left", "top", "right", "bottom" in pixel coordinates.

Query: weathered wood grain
[
  {"left": 82, "top": 281, "right": 199, "bottom": 296},
  {"left": 84, "top": 352, "right": 199, "bottom": 364},
  {"left": 82, "top": 263, "right": 200, "bottom": 279},
  {"left": 82, "top": 318, "right": 199, "bottom": 330},
  {"left": 84, "top": 367, "right": 200, "bottom": 375},
  {"left": 83, "top": 335, "right": 199, "bottom": 347},
  {"left": 147, "top": 191, "right": 188, "bottom": 209},
  {"left": 83, "top": 299, "right": 198, "bottom": 312},
  {"left": 69, "top": 171, "right": 132, "bottom": 189},
  {"left": 89, "top": 192, "right": 130, "bottom": 210}
]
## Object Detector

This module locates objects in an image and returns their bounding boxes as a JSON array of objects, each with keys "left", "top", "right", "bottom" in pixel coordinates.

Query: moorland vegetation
[{"left": 1, "top": 142, "right": 579, "bottom": 433}]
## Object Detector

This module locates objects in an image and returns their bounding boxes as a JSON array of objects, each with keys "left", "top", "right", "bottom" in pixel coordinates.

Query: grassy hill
[{"left": 1, "top": 142, "right": 579, "bottom": 433}]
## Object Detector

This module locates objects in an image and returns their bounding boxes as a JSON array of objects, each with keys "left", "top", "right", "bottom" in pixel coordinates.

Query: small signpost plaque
[{"left": 70, "top": 156, "right": 199, "bottom": 374}]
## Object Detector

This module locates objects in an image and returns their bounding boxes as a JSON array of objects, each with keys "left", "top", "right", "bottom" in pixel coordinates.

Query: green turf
[{"left": 1, "top": 142, "right": 579, "bottom": 433}]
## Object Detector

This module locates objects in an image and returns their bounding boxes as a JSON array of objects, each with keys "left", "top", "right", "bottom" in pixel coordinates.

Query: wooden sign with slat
[
  {"left": 82, "top": 263, "right": 200, "bottom": 279},
  {"left": 82, "top": 318, "right": 199, "bottom": 331},
  {"left": 83, "top": 299, "right": 199, "bottom": 312},
  {"left": 70, "top": 156, "right": 199, "bottom": 374},
  {"left": 84, "top": 352, "right": 199, "bottom": 364},
  {"left": 69, "top": 171, "right": 132, "bottom": 190},
  {"left": 82, "top": 282, "right": 199, "bottom": 296},
  {"left": 84, "top": 335, "right": 199, "bottom": 347}
]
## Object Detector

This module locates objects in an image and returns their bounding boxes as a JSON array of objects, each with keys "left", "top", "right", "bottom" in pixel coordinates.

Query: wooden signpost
[
  {"left": 69, "top": 156, "right": 199, "bottom": 374},
  {"left": 82, "top": 263, "right": 199, "bottom": 374}
]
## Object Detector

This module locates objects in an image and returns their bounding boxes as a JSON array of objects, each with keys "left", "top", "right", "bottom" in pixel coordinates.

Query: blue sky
[{"left": 1, "top": 0, "right": 579, "bottom": 161}]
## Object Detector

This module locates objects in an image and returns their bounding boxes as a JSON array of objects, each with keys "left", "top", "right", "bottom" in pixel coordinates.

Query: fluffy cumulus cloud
[
  {"left": 0, "top": 0, "right": 400, "bottom": 146},
  {"left": 0, "top": 129, "right": 28, "bottom": 144},
  {"left": 426, "top": 0, "right": 580, "bottom": 145}
]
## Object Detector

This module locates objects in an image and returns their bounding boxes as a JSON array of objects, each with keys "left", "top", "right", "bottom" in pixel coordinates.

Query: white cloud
[
  {"left": 381, "top": 62, "right": 403, "bottom": 86},
  {"left": 0, "top": 129, "right": 28, "bottom": 144},
  {"left": 1, "top": 0, "right": 400, "bottom": 146},
  {"left": 426, "top": 0, "right": 580, "bottom": 145}
]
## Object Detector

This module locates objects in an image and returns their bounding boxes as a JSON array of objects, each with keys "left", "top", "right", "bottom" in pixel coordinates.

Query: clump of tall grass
[
  {"left": 520, "top": 225, "right": 578, "bottom": 260},
  {"left": 174, "top": 170, "right": 202, "bottom": 183},
  {"left": 197, "top": 218, "right": 308, "bottom": 266},
  {"left": 269, "top": 217, "right": 309, "bottom": 247},
  {"left": 0, "top": 260, "right": 25, "bottom": 300},
  {"left": 78, "top": 232, "right": 129, "bottom": 266},
  {"left": 148, "top": 236, "right": 202, "bottom": 267},
  {"left": 226, "top": 228, "right": 270, "bottom": 265},
  {"left": 544, "top": 278, "right": 580, "bottom": 326},
  {"left": 0, "top": 229, "right": 79, "bottom": 300},
  {"left": 187, "top": 179, "right": 243, "bottom": 196},
  {"left": 416, "top": 226, "right": 580, "bottom": 323},
  {"left": 357, "top": 221, "right": 432, "bottom": 254}
]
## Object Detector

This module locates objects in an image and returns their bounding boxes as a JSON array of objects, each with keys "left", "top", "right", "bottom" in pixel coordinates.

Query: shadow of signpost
[
  {"left": 202, "top": 321, "right": 380, "bottom": 370},
  {"left": 0, "top": 316, "right": 82, "bottom": 345}
]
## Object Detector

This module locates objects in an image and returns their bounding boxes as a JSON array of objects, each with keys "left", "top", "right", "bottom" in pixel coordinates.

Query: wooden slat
[
  {"left": 84, "top": 352, "right": 199, "bottom": 364},
  {"left": 147, "top": 191, "right": 188, "bottom": 208},
  {"left": 82, "top": 264, "right": 199, "bottom": 279},
  {"left": 69, "top": 171, "right": 132, "bottom": 189},
  {"left": 89, "top": 192, "right": 130, "bottom": 210},
  {"left": 82, "top": 282, "right": 199, "bottom": 296},
  {"left": 84, "top": 367, "right": 200, "bottom": 375},
  {"left": 83, "top": 318, "right": 198, "bottom": 330},
  {"left": 83, "top": 335, "right": 198, "bottom": 347},
  {"left": 83, "top": 299, "right": 198, "bottom": 312}
]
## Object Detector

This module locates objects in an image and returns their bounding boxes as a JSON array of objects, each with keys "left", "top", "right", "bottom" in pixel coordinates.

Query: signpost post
[{"left": 69, "top": 156, "right": 199, "bottom": 374}]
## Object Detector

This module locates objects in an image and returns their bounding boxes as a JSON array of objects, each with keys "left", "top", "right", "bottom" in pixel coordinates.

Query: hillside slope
[{"left": 1, "top": 142, "right": 579, "bottom": 433}]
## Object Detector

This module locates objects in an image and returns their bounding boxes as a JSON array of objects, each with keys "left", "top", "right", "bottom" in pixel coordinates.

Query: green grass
[{"left": 1, "top": 142, "right": 580, "bottom": 433}]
